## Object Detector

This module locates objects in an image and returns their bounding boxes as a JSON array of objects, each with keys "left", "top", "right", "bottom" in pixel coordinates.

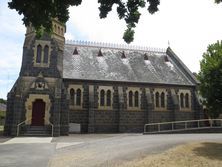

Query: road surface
[{"left": 0, "top": 133, "right": 222, "bottom": 167}]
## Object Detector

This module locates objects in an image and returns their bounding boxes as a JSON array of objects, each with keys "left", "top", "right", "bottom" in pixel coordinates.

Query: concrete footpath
[{"left": 0, "top": 133, "right": 222, "bottom": 167}]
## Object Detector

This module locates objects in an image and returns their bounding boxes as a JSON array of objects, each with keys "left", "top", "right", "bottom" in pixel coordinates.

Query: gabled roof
[{"left": 63, "top": 41, "right": 197, "bottom": 86}]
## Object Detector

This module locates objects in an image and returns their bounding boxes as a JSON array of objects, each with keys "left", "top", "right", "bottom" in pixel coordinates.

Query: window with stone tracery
[
  {"left": 34, "top": 40, "right": 51, "bottom": 67},
  {"left": 127, "top": 88, "right": 141, "bottom": 110},
  {"left": 69, "top": 85, "right": 83, "bottom": 109},
  {"left": 154, "top": 89, "right": 167, "bottom": 111}
]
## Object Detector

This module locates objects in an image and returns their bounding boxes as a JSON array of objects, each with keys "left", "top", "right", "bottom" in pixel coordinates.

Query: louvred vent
[
  {"left": 164, "top": 55, "right": 169, "bottom": 62},
  {"left": 73, "top": 47, "right": 78, "bottom": 55},
  {"left": 98, "top": 49, "right": 103, "bottom": 57},
  {"left": 121, "top": 51, "right": 126, "bottom": 59},
  {"left": 144, "top": 53, "right": 148, "bottom": 60}
]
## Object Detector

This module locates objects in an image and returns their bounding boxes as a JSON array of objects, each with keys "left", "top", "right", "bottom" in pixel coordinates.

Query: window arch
[
  {"left": 76, "top": 89, "right": 81, "bottom": 106},
  {"left": 43, "top": 45, "right": 49, "bottom": 63},
  {"left": 100, "top": 89, "right": 105, "bottom": 106},
  {"left": 155, "top": 92, "right": 159, "bottom": 107},
  {"left": 185, "top": 93, "right": 189, "bottom": 108},
  {"left": 180, "top": 93, "right": 184, "bottom": 108},
  {"left": 134, "top": 91, "right": 139, "bottom": 107},
  {"left": 161, "top": 92, "right": 165, "bottom": 108},
  {"left": 36, "top": 45, "right": 42, "bottom": 63},
  {"left": 58, "top": 26, "right": 60, "bottom": 34},
  {"left": 129, "top": 91, "right": 133, "bottom": 107},
  {"left": 70, "top": 89, "right": 75, "bottom": 106},
  {"left": 54, "top": 24, "right": 57, "bottom": 33},
  {"left": 106, "top": 90, "right": 111, "bottom": 106},
  {"left": 61, "top": 28, "right": 63, "bottom": 35}
]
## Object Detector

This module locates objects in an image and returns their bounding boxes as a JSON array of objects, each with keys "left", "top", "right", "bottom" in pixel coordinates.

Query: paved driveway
[{"left": 0, "top": 133, "right": 222, "bottom": 167}]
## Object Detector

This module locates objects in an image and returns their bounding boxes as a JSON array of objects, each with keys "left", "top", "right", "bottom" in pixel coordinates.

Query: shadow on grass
[{"left": 193, "top": 142, "right": 222, "bottom": 161}]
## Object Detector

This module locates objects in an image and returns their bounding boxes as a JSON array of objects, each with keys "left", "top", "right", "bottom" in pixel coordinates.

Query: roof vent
[
  {"left": 98, "top": 49, "right": 103, "bottom": 57},
  {"left": 144, "top": 53, "right": 149, "bottom": 60},
  {"left": 164, "top": 55, "right": 169, "bottom": 62},
  {"left": 121, "top": 51, "right": 126, "bottom": 59},
  {"left": 73, "top": 47, "right": 78, "bottom": 55}
]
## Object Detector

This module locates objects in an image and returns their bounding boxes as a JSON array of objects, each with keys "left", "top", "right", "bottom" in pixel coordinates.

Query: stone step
[
  {"left": 20, "top": 125, "right": 52, "bottom": 137},
  {"left": 22, "top": 133, "right": 51, "bottom": 137}
]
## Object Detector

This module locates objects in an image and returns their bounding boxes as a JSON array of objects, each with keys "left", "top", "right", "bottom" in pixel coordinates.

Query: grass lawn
[{"left": 117, "top": 142, "right": 222, "bottom": 167}]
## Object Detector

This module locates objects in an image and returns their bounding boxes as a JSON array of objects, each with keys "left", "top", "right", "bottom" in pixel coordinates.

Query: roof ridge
[{"left": 65, "top": 40, "right": 166, "bottom": 53}]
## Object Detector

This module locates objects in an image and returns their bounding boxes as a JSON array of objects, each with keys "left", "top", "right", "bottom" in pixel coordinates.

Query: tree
[
  {"left": 0, "top": 98, "right": 6, "bottom": 104},
  {"left": 215, "top": 0, "right": 222, "bottom": 3},
  {"left": 198, "top": 41, "right": 222, "bottom": 118},
  {"left": 8, "top": 0, "right": 160, "bottom": 43}
]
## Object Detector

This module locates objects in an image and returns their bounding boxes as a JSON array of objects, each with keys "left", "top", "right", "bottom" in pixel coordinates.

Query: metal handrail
[
  {"left": 44, "top": 117, "right": 54, "bottom": 137},
  {"left": 17, "top": 117, "right": 54, "bottom": 137},
  {"left": 144, "top": 119, "right": 222, "bottom": 134},
  {"left": 17, "top": 117, "right": 32, "bottom": 136}
]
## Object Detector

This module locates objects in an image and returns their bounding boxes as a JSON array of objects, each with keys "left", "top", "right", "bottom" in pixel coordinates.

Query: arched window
[
  {"left": 76, "top": 89, "right": 81, "bottom": 106},
  {"left": 43, "top": 45, "right": 49, "bottom": 63},
  {"left": 185, "top": 93, "right": 189, "bottom": 108},
  {"left": 106, "top": 90, "right": 111, "bottom": 106},
  {"left": 58, "top": 26, "right": 60, "bottom": 34},
  {"left": 36, "top": 45, "right": 42, "bottom": 63},
  {"left": 129, "top": 91, "right": 133, "bottom": 107},
  {"left": 70, "top": 89, "right": 75, "bottom": 106},
  {"left": 155, "top": 92, "right": 159, "bottom": 107},
  {"left": 100, "top": 90, "right": 105, "bottom": 106},
  {"left": 161, "top": 92, "right": 165, "bottom": 108},
  {"left": 54, "top": 24, "right": 57, "bottom": 33},
  {"left": 134, "top": 91, "right": 139, "bottom": 107},
  {"left": 180, "top": 93, "right": 184, "bottom": 108},
  {"left": 61, "top": 28, "right": 63, "bottom": 35}
]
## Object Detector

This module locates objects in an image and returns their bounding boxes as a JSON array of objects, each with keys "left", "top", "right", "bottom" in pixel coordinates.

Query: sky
[{"left": 0, "top": 0, "right": 222, "bottom": 99}]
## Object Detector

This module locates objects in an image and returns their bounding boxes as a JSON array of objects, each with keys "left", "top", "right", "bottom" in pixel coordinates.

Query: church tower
[{"left": 4, "top": 19, "right": 69, "bottom": 136}]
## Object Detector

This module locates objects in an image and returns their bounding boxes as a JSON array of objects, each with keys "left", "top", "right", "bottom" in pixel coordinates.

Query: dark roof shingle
[{"left": 63, "top": 43, "right": 194, "bottom": 85}]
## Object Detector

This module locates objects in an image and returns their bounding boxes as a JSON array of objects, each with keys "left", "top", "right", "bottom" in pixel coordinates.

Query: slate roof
[{"left": 63, "top": 41, "right": 197, "bottom": 86}]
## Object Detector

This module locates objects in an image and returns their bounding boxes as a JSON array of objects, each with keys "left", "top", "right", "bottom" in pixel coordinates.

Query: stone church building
[{"left": 4, "top": 20, "right": 202, "bottom": 136}]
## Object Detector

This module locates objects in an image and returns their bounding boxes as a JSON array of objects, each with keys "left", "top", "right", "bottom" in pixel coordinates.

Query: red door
[{"left": 32, "top": 99, "right": 45, "bottom": 126}]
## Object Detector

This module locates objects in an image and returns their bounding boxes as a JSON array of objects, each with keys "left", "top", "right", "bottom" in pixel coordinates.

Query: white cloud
[
  {"left": 68, "top": 0, "right": 222, "bottom": 72},
  {"left": 65, "top": 32, "right": 75, "bottom": 40},
  {"left": 68, "top": 0, "right": 125, "bottom": 43},
  {"left": 0, "top": 0, "right": 24, "bottom": 99}
]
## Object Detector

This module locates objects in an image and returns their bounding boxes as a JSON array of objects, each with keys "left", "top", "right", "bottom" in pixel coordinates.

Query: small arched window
[
  {"left": 100, "top": 90, "right": 105, "bottom": 106},
  {"left": 76, "top": 89, "right": 81, "bottom": 106},
  {"left": 129, "top": 91, "right": 133, "bottom": 107},
  {"left": 106, "top": 90, "right": 111, "bottom": 106},
  {"left": 180, "top": 93, "right": 184, "bottom": 108},
  {"left": 70, "top": 89, "right": 75, "bottom": 106},
  {"left": 43, "top": 45, "right": 49, "bottom": 63},
  {"left": 155, "top": 92, "right": 159, "bottom": 108},
  {"left": 134, "top": 91, "right": 139, "bottom": 107},
  {"left": 161, "top": 92, "right": 165, "bottom": 108},
  {"left": 36, "top": 45, "right": 42, "bottom": 63},
  {"left": 185, "top": 93, "right": 189, "bottom": 108},
  {"left": 58, "top": 26, "right": 60, "bottom": 34},
  {"left": 54, "top": 24, "right": 57, "bottom": 33},
  {"left": 61, "top": 28, "right": 63, "bottom": 35}
]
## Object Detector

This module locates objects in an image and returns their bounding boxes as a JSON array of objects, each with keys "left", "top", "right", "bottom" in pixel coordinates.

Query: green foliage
[
  {"left": 0, "top": 111, "right": 5, "bottom": 118},
  {"left": 0, "top": 98, "right": 6, "bottom": 104},
  {"left": 215, "top": 0, "right": 222, "bottom": 4},
  {"left": 8, "top": 0, "right": 160, "bottom": 43},
  {"left": 123, "top": 27, "right": 135, "bottom": 43},
  {"left": 198, "top": 41, "right": 222, "bottom": 118}
]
